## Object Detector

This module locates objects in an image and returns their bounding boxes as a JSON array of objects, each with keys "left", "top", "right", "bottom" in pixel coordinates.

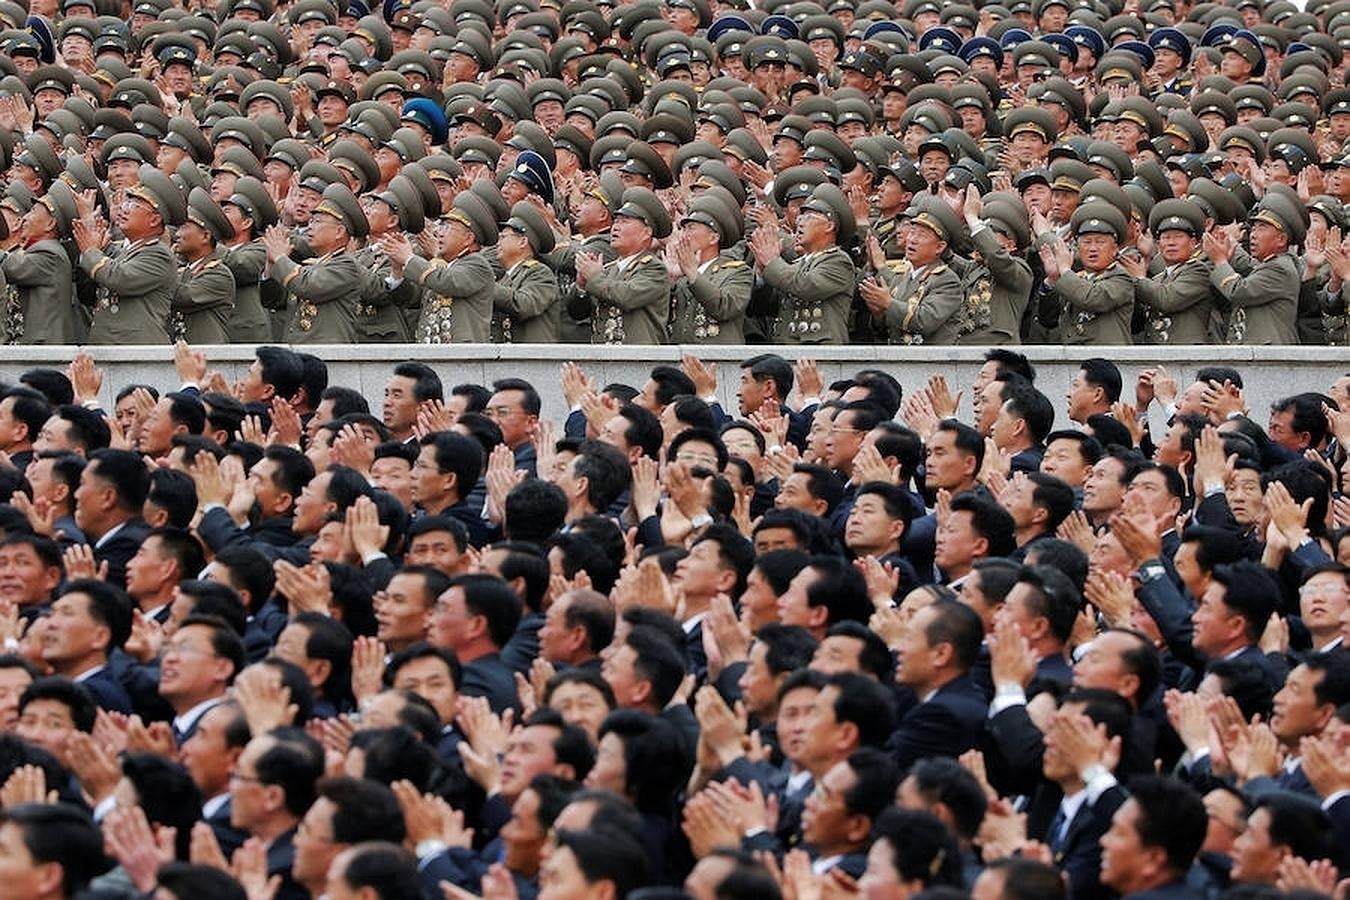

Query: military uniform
[
  {"left": 586, "top": 251, "right": 670, "bottom": 344},
  {"left": 407, "top": 249, "right": 496, "bottom": 343},
  {"left": 221, "top": 239, "right": 273, "bottom": 343},
  {"left": 552, "top": 233, "right": 615, "bottom": 341},
  {"left": 877, "top": 259, "right": 966, "bottom": 344},
  {"left": 1212, "top": 252, "right": 1300, "bottom": 344},
  {"left": 762, "top": 246, "right": 855, "bottom": 344},
  {"left": 1136, "top": 253, "right": 1216, "bottom": 344},
  {"left": 493, "top": 258, "right": 560, "bottom": 343},
  {"left": 83, "top": 237, "right": 178, "bottom": 344},
  {"left": 957, "top": 225, "right": 1033, "bottom": 345},
  {"left": 669, "top": 254, "right": 752, "bottom": 344},
  {"left": 0, "top": 239, "right": 77, "bottom": 344},
  {"left": 1054, "top": 264, "right": 1135, "bottom": 344},
  {"left": 172, "top": 250, "right": 236, "bottom": 344},
  {"left": 272, "top": 249, "right": 364, "bottom": 343},
  {"left": 355, "top": 242, "right": 414, "bottom": 342}
]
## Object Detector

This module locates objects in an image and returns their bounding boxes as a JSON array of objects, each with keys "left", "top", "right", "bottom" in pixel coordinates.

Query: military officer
[
  {"left": 751, "top": 183, "right": 857, "bottom": 345},
  {"left": 577, "top": 186, "right": 671, "bottom": 345},
  {"left": 74, "top": 165, "right": 182, "bottom": 345},
  {"left": 220, "top": 176, "right": 277, "bottom": 343},
  {"left": 382, "top": 190, "right": 496, "bottom": 343},
  {"left": 861, "top": 200, "right": 966, "bottom": 344},
  {"left": 1206, "top": 194, "right": 1302, "bottom": 345},
  {"left": 667, "top": 192, "right": 752, "bottom": 344},
  {"left": 356, "top": 174, "right": 424, "bottom": 343},
  {"left": 1126, "top": 198, "right": 1216, "bottom": 344},
  {"left": 872, "top": 160, "right": 926, "bottom": 267},
  {"left": 493, "top": 200, "right": 560, "bottom": 343},
  {"left": 0, "top": 180, "right": 77, "bottom": 344},
  {"left": 957, "top": 187, "right": 1034, "bottom": 345},
  {"left": 172, "top": 187, "right": 237, "bottom": 344},
  {"left": 1042, "top": 201, "right": 1136, "bottom": 345},
  {"left": 263, "top": 182, "right": 367, "bottom": 344},
  {"left": 551, "top": 170, "right": 621, "bottom": 343}
]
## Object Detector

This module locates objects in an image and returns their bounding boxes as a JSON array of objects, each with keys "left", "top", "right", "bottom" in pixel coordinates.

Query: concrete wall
[{"left": 5, "top": 344, "right": 1350, "bottom": 426}]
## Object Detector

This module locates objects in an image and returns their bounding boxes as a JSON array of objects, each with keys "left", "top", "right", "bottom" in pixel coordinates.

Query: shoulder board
[
  {"left": 721, "top": 259, "right": 745, "bottom": 268},
  {"left": 639, "top": 254, "right": 653, "bottom": 263},
  {"left": 932, "top": 264, "right": 947, "bottom": 274},
  {"left": 203, "top": 259, "right": 221, "bottom": 269},
  {"left": 523, "top": 259, "right": 538, "bottom": 268}
]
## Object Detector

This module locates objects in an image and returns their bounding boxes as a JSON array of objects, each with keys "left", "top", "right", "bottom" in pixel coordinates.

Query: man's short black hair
[
  {"left": 522, "top": 708, "right": 596, "bottom": 780},
  {"left": 596, "top": 710, "right": 687, "bottom": 814},
  {"left": 387, "top": 641, "right": 463, "bottom": 690},
  {"left": 0, "top": 803, "right": 108, "bottom": 896},
  {"left": 614, "top": 403, "right": 663, "bottom": 460},
  {"left": 805, "top": 554, "right": 874, "bottom": 626},
  {"left": 116, "top": 384, "right": 159, "bottom": 406},
  {"left": 553, "top": 828, "right": 650, "bottom": 898},
  {"left": 824, "top": 672, "right": 896, "bottom": 748},
  {"left": 693, "top": 523, "right": 755, "bottom": 596},
  {"left": 923, "top": 600, "right": 985, "bottom": 671},
  {"left": 1180, "top": 525, "right": 1243, "bottom": 574},
  {"left": 984, "top": 348, "right": 1036, "bottom": 383},
  {"left": 1253, "top": 792, "right": 1333, "bottom": 864},
  {"left": 19, "top": 369, "right": 73, "bottom": 406},
  {"left": 200, "top": 393, "right": 246, "bottom": 441},
  {"left": 753, "top": 548, "right": 810, "bottom": 595},
  {"left": 338, "top": 842, "right": 425, "bottom": 900},
  {"left": 421, "top": 432, "right": 484, "bottom": 500},
  {"left": 178, "top": 614, "right": 247, "bottom": 683},
  {"left": 1025, "top": 472, "right": 1076, "bottom": 535},
  {"left": 1004, "top": 384, "right": 1055, "bottom": 445},
  {"left": 393, "top": 362, "right": 444, "bottom": 403},
  {"left": 1085, "top": 414, "right": 1135, "bottom": 452},
  {"left": 211, "top": 546, "right": 275, "bottom": 613},
  {"left": 19, "top": 676, "right": 96, "bottom": 732},
  {"left": 791, "top": 463, "right": 844, "bottom": 514},
  {"left": 1, "top": 386, "right": 50, "bottom": 443},
  {"left": 824, "top": 620, "right": 892, "bottom": 680},
  {"left": 121, "top": 752, "right": 202, "bottom": 858},
  {"left": 647, "top": 365, "right": 696, "bottom": 407},
  {"left": 907, "top": 757, "right": 988, "bottom": 840},
  {"left": 147, "top": 468, "right": 199, "bottom": 529},
  {"left": 671, "top": 396, "right": 717, "bottom": 433},
  {"left": 318, "top": 776, "right": 407, "bottom": 845},
  {"left": 88, "top": 448, "right": 151, "bottom": 513},
  {"left": 406, "top": 515, "right": 469, "bottom": 552},
  {"left": 936, "top": 418, "right": 986, "bottom": 472},
  {"left": 1210, "top": 561, "right": 1279, "bottom": 643},
  {"left": 0, "top": 532, "right": 62, "bottom": 572},
  {"left": 1304, "top": 649, "right": 1350, "bottom": 709},
  {"left": 669, "top": 427, "right": 729, "bottom": 472},
  {"left": 871, "top": 423, "right": 925, "bottom": 483},
  {"left": 1044, "top": 429, "right": 1104, "bottom": 467},
  {"left": 842, "top": 746, "right": 901, "bottom": 821},
  {"left": 1270, "top": 392, "right": 1335, "bottom": 449},
  {"left": 1079, "top": 357, "right": 1122, "bottom": 403},
  {"left": 177, "top": 581, "right": 246, "bottom": 636},
  {"left": 754, "top": 623, "right": 818, "bottom": 675},
  {"left": 445, "top": 573, "right": 523, "bottom": 649},
  {"left": 558, "top": 589, "right": 615, "bottom": 656},
  {"left": 970, "top": 557, "right": 1021, "bottom": 606},
  {"left": 373, "top": 441, "right": 418, "bottom": 467},
  {"left": 146, "top": 527, "right": 206, "bottom": 581},
  {"left": 505, "top": 479, "right": 568, "bottom": 546},
  {"left": 740, "top": 354, "right": 793, "bottom": 401},
  {"left": 450, "top": 383, "right": 492, "bottom": 413},
  {"left": 491, "top": 377, "right": 541, "bottom": 417},
  {"left": 624, "top": 624, "right": 686, "bottom": 709},
  {"left": 852, "top": 369, "right": 903, "bottom": 418},
  {"left": 1014, "top": 564, "right": 1081, "bottom": 645},
  {"left": 253, "top": 726, "right": 324, "bottom": 817},
  {"left": 296, "top": 353, "right": 328, "bottom": 408},
  {"left": 487, "top": 541, "right": 550, "bottom": 613},
  {"left": 573, "top": 439, "right": 632, "bottom": 512},
  {"left": 58, "top": 578, "right": 133, "bottom": 653},
  {"left": 156, "top": 862, "right": 251, "bottom": 900},
  {"left": 318, "top": 386, "right": 370, "bottom": 419},
  {"left": 255, "top": 347, "right": 304, "bottom": 400},
  {"left": 51, "top": 405, "right": 110, "bottom": 453},
  {"left": 949, "top": 492, "right": 1017, "bottom": 558},
  {"left": 856, "top": 481, "right": 916, "bottom": 526},
  {"left": 1120, "top": 776, "right": 1206, "bottom": 878}
]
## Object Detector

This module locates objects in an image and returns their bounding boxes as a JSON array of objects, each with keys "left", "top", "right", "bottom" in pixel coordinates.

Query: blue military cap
[
  {"left": 863, "top": 21, "right": 910, "bottom": 48},
  {"left": 760, "top": 14, "right": 798, "bottom": 39},
  {"left": 918, "top": 25, "right": 960, "bottom": 54},
  {"left": 1225, "top": 29, "right": 1265, "bottom": 76},
  {"left": 400, "top": 97, "right": 448, "bottom": 144},
  {"left": 1199, "top": 23, "right": 1238, "bottom": 47},
  {"left": 1148, "top": 26, "right": 1191, "bottom": 65},
  {"left": 382, "top": 0, "right": 407, "bottom": 21},
  {"left": 1064, "top": 24, "right": 1105, "bottom": 60},
  {"left": 707, "top": 14, "right": 753, "bottom": 43},
  {"left": 998, "top": 26, "right": 1033, "bottom": 49},
  {"left": 506, "top": 149, "right": 554, "bottom": 205},
  {"left": 1042, "top": 33, "right": 1078, "bottom": 64},
  {"left": 1114, "top": 38, "right": 1154, "bottom": 69},
  {"left": 25, "top": 14, "right": 55, "bottom": 64},
  {"left": 346, "top": 0, "right": 371, "bottom": 16},
  {"left": 958, "top": 36, "right": 1003, "bottom": 67}
]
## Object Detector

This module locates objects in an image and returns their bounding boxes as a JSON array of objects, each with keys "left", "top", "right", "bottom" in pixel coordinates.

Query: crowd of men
[
  {"left": 0, "top": 343, "right": 1344, "bottom": 900},
  {"left": 10, "top": 0, "right": 1350, "bottom": 344}
]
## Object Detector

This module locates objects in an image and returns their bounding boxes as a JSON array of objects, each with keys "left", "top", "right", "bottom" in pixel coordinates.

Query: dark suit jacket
[
  {"left": 205, "top": 797, "right": 247, "bottom": 859},
  {"left": 461, "top": 653, "right": 518, "bottom": 714},
  {"left": 93, "top": 518, "right": 151, "bottom": 590},
  {"left": 1029, "top": 781, "right": 1127, "bottom": 900},
  {"left": 500, "top": 611, "right": 544, "bottom": 675},
  {"left": 77, "top": 665, "right": 134, "bottom": 715},
  {"left": 264, "top": 827, "right": 308, "bottom": 900},
  {"left": 1010, "top": 445, "right": 1045, "bottom": 473},
  {"left": 887, "top": 674, "right": 988, "bottom": 772},
  {"left": 1125, "top": 881, "right": 1208, "bottom": 900}
]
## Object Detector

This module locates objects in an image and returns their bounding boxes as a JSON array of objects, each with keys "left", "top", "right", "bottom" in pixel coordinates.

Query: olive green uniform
[
  {"left": 0, "top": 239, "right": 77, "bottom": 344},
  {"left": 354, "top": 242, "right": 415, "bottom": 343},
  {"left": 1135, "top": 253, "right": 1216, "bottom": 344},
  {"left": 669, "top": 254, "right": 752, "bottom": 344},
  {"left": 172, "top": 250, "right": 236, "bottom": 344},
  {"left": 493, "top": 258, "right": 560, "bottom": 344},
  {"left": 82, "top": 238, "right": 178, "bottom": 345},
  {"left": 1053, "top": 263, "right": 1135, "bottom": 344},
  {"left": 406, "top": 250, "right": 495, "bottom": 343},
  {"left": 877, "top": 260, "right": 966, "bottom": 344},
  {"left": 272, "top": 250, "right": 363, "bottom": 344},
  {"left": 958, "top": 226, "right": 1033, "bottom": 345},
  {"left": 550, "top": 233, "right": 615, "bottom": 343},
  {"left": 1212, "top": 252, "right": 1300, "bottom": 344},
  {"left": 586, "top": 252, "right": 669, "bottom": 344},
  {"left": 762, "top": 245, "right": 855, "bottom": 344},
  {"left": 221, "top": 239, "right": 273, "bottom": 343}
]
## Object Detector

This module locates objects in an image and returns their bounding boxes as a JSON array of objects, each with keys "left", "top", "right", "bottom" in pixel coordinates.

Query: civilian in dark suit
[
  {"left": 799, "top": 748, "right": 899, "bottom": 879},
  {"left": 71, "top": 449, "right": 154, "bottom": 590},
  {"left": 40, "top": 579, "right": 136, "bottom": 715},
  {"left": 889, "top": 600, "right": 988, "bottom": 771},
  {"left": 229, "top": 728, "right": 324, "bottom": 900},
  {"left": 289, "top": 776, "right": 408, "bottom": 900},
  {"left": 428, "top": 573, "right": 523, "bottom": 714},
  {"left": 1099, "top": 775, "right": 1209, "bottom": 900}
]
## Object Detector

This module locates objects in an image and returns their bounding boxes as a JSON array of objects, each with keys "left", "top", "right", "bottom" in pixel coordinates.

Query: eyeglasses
[
  {"left": 229, "top": 771, "right": 265, "bottom": 785},
  {"left": 486, "top": 406, "right": 524, "bottom": 418},
  {"left": 162, "top": 641, "right": 216, "bottom": 658}
]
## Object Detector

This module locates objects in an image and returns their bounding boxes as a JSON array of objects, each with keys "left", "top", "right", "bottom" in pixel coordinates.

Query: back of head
[{"left": 339, "top": 841, "right": 424, "bottom": 900}]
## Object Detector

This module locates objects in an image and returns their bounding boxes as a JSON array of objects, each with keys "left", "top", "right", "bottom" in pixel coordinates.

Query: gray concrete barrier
[{"left": 5, "top": 344, "right": 1350, "bottom": 428}]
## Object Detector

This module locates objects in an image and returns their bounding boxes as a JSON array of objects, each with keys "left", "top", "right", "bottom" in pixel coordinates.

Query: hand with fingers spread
[
  {"left": 0, "top": 763, "right": 56, "bottom": 807},
  {"left": 233, "top": 664, "right": 299, "bottom": 734},
  {"left": 1084, "top": 570, "right": 1134, "bottom": 628},
  {"left": 351, "top": 635, "right": 387, "bottom": 708},
  {"left": 104, "top": 806, "right": 177, "bottom": 892},
  {"left": 62, "top": 543, "right": 107, "bottom": 581},
  {"left": 988, "top": 617, "right": 1036, "bottom": 689}
]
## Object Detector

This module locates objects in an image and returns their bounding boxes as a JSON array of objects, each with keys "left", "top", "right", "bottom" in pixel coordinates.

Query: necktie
[{"left": 1048, "top": 805, "right": 1070, "bottom": 852}]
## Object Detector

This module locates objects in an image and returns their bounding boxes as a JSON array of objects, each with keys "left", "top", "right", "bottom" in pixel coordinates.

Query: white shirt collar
[
  {"left": 173, "top": 696, "right": 224, "bottom": 736},
  {"left": 94, "top": 521, "right": 127, "bottom": 549}
]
